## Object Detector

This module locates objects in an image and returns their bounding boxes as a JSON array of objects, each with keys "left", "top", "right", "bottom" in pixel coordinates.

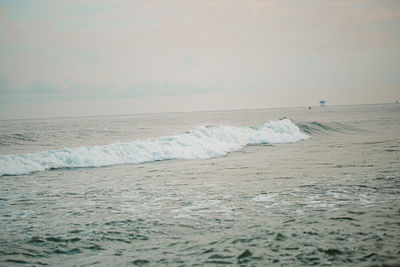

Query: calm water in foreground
[{"left": 0, "top": 104, "right": 399, "bottom": 266}]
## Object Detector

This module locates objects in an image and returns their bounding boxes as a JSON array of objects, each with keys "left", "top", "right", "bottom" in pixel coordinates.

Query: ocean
[{"left": 0, "top": 104, "right": 399, "bottom": 266}]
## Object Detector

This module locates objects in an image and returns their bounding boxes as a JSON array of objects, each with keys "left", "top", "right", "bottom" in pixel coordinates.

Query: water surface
[{"left": 1, "top": 104, "right": 399, "bottom": 266}]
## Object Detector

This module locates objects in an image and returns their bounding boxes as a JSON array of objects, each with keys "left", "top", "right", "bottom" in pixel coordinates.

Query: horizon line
[{"left": 0, "top": 101, "right": 397, "bottom": 121}]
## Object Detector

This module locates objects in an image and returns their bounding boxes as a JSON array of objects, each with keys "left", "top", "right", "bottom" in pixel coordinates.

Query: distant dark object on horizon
[
  {"left": 309, "top": 106, "right": 312, "bottom": 110},
  {"left": 320, "top": 100, "right": 326, "bottom": 107},
  {"left": 396, "top": 100, "right": 399, "bottom": 104}
]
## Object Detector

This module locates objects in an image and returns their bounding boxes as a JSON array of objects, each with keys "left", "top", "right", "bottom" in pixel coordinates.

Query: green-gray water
[{"left": 1, "top": 104, "right": 399, "bottom": 266}]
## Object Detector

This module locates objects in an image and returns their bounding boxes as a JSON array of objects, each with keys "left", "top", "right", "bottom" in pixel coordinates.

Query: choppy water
[{"left": 0, "top": 104, "right": 399, "bottom": 266}]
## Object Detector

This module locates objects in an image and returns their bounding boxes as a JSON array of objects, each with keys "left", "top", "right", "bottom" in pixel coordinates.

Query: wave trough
[{"left": 0, "top": 119, "right": 309, "bottom": 176}]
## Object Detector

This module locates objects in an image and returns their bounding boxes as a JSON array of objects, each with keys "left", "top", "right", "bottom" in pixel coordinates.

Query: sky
[{"left": 0, "top": 0, "right": 399, "bottom": 119}]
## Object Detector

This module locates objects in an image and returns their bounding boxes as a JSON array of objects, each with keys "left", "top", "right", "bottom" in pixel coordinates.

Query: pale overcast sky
[{"left": 0, "top": 0, "right": 399, "bottom": 119}]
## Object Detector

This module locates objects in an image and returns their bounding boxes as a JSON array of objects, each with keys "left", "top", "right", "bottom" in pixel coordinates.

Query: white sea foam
[{"left": 0, "top": 119, "right": 309, "bottom": 176}]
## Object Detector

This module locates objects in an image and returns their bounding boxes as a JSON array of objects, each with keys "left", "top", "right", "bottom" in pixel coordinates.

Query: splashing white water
[{"left": 0, "top": 119, "right": 309, "bottom": 176}]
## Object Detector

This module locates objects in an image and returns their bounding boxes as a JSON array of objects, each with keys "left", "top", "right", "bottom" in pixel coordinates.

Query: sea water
[{"left": 0, "top": 104, "right": 399, "bottom": 266}]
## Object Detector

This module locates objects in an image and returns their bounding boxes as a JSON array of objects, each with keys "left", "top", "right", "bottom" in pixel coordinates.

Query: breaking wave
[{"left": 0, "top": 119, "right": 309, "bottom": 176}]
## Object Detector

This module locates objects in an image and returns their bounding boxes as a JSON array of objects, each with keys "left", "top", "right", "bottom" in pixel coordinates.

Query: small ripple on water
[{"left": 131, "top": 259, "right": 150, "bottom": 266}]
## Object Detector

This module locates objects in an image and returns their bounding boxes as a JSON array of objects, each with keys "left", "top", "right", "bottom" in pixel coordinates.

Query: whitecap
[{"left": 0, "top": 119, "right": 309, "bottom": 176}]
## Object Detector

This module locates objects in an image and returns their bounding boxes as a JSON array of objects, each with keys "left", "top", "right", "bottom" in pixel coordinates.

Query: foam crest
[{"left": 0, "top": 119, "right": 309, "bottom": 176}]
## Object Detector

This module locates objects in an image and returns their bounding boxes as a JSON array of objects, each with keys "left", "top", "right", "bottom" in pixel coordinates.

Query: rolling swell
[
  {"left": 297, "top": 121, "right": 364, "bottom": 135},
  {"left": 0, "top": 119, "right": 308, "bottom": 176},
  {"left": 0, "top": 133, "right": 38, "bottom": 146}
]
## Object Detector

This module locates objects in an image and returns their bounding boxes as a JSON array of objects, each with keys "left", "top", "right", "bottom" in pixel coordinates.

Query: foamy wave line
[{"left": 0, "top": 119, "right": 309, "bottom": 176}]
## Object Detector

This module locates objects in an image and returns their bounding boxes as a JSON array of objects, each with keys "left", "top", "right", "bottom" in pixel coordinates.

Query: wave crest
[{"left": 0, "top": 119, "right": 309, "bottom": 176}]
